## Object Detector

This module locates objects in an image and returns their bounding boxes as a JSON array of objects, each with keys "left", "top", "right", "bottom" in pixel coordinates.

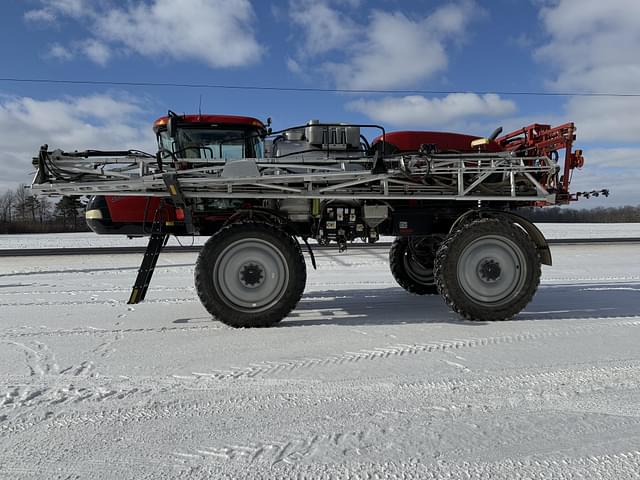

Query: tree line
[
  {"left": 519, "top": 205, "right": 640, "bottom": 223},
  {"left": 0, "top": 185, "right": 639, "bottom": 234},
  {"left": 0, "top": 185, "right": 88, "bottom": 234}
]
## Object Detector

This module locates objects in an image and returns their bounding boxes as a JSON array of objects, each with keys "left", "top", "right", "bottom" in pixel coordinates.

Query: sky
[{"left": 0, "top": 0, "right": 639, "bottom": 207}]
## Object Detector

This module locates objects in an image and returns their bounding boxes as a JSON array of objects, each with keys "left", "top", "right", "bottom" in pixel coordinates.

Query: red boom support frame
[{"left": 496, "top": 123, "right": 585, "bottom": 202}]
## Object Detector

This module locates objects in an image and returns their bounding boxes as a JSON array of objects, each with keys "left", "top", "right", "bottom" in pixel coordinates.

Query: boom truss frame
[{"left": 31, "top": 149, "right": 560, "bottom": 204}]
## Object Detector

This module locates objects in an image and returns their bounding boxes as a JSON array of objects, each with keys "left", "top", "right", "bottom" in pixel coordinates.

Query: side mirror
[
  {"left": 167, "top": 110, "right": 180, "bottom": 139},
  {"left": 167, "top": 117, "right": 178, "bottom": 139}
]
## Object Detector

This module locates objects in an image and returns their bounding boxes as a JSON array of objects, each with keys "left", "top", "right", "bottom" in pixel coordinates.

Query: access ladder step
[{"left": 127, "top": 233, "right": 169, "bottom": 304}]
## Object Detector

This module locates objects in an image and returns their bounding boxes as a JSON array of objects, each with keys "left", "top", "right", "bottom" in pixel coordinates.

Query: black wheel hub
[
  {"left": 479, "top": 259, "right": 501, "bottom": 282},
  {"left": 239, "top": 263, "right": 265, "bottom": 287}
]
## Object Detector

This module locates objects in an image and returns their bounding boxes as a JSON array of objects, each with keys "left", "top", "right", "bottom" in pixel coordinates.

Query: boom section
[{"left": 31, "top": 149, "right": 559, "bottom": 204}]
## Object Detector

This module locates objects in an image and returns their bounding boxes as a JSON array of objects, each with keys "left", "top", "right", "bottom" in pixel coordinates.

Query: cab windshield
[{"left": 159, "top": 128, "right": 264, "bottom": 160}]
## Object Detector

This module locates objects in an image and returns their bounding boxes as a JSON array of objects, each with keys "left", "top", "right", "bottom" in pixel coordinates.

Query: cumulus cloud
[
  {"left": 348, "top": 93, "right": 516, "bottom": 128},
  {"left": 535, "top": 0, "right": 640, "bottom": 145},
  {"left": 26, "top": 0, "right": 263, "bottom": 68},
  {"left": 564, "top": 97, "right": 640, "bottom": 143},
  {"left": 536, "top": 0, "right": 640, "bottom": 93},
  {"left": 81, "top": 40, "right": 111, "bottom": 66},
  {"left": 24, "top": 8, "right": 57, "bottom": 23},
  {"left": 0, "top": 94, "right": 153, "bottom": 191},
  {"left": 290, "top": 1, "right": 358, "bottom": 56},
  {"left": 47, "top": 43, "right": 74, "bottom": 61},
  {"left": 24, "top": 0, "right": 90, "bottom": 21},
  {"left": 532, "top": 0, "right": 640, "bottom": 207},
  {"left": 584, "top": 147, "right": 640, "bottom": 169},
  {"left": 96, "top": 0, "right": 263, "bottom": 68},
  {"left": 290, "top": 1, "right": 478, "bottom": 89},
  {"left": 568, "top": 162, "right": 640, "bottom": 207}
]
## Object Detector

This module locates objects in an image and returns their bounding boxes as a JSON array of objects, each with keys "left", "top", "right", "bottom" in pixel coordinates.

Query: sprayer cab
[
  {"left": 152, "top": 112, "right": 267, "bottom": 165},
  {"left": 85, "top": 113, "right": 268, "bottom": 237}
]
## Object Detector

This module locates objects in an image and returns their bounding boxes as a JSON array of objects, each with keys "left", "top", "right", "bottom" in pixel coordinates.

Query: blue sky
[{"left": 1, "top": 0, "right": 639, "bottom": 206}]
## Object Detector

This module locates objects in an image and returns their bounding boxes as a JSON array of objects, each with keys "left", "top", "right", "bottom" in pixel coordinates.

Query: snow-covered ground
[
  {"left": 1, "top": 222, "right": 640, "bottom": 250},
  {"left": 1, "top": 239, "right": 640, "bottom": 478}
]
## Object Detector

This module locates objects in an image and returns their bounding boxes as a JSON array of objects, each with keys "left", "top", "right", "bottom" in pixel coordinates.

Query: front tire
[
  {"left": 434, "top": 218, "right": 540, "bottom": 321},
  {"left": 195, "top": 222, "right": 306, "bottom": 328}
]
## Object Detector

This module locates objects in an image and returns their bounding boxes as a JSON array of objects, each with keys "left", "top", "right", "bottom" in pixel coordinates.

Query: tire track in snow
[
  {"left": 174, "top": 427, "right": 382, "bottom": 466},
  {"left": 0, "top": 297, "right": 198, "bottom": 307},
  {"left": 0, "top": 264, "right": 193, "bottom": 278},
  {"left": 2, "top": 362, "right": 638, "bottom": 439},
  {"left": 0, "top": 381, "right": 156, "bottom": 433},
  {"left": 0, "top": 323, "right": 222, "bottom": 340},
  {"left": 174, "top": 366, "right": 640, "bottom": 467},
  {"left": 0, "top": 389, "right": 344, "bottom": 437},
  {"left": 0, "top": 457, "right": 178, "bottom": 479},
  {"left": 0, "top": 286, "right": 194, "bottom": 296},
  {"left": 173, "top": 450, "right": 640, "bottom": 479},
  {"left": 174, "top": 410, "right": 640, "bottom": 468},
  {"left": 188, "top": 320, "right": 640, "bottom": 380},
  {"left": 543, "top": 275, "right": 640, "bottom": 282},
  {"left": 398, "top": 363, "right": 640, "bottom": 397}
]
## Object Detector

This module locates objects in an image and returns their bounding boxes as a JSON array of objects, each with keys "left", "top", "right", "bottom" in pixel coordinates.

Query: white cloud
[
  {"left": 47, "top": 43, "right": 74, "bottom": 61},
  {"left": 26, "top": 0, "right": 262, "bottom": 68},
  {"left": 95, "top": 0, "right": 262, "bottom": 68},
  {"left": 533, "top": 0, "right": 640, "bottom": 206},
  {"left": 534, "top": 0, "right": 640, "bottom": 146},
  {"left": 565, "top": 97, "right": 640, "bottom": 143},
  {"left": 286, "top": 58, "right": 303, "bottom": 75},
  {"left": 48, "top": 0, "right": 89, "bottom": 17},
  {"left": 0, "top": 94, "right": 153, "bottom": 191},
  {"left": 24, "top": 0, "right": 90, "bottom": 22},
  {"left": 290, "top": 1, "right": 478, "bottom": 89},
  {"left": 24, "top": 8, "right": 57, "bottom": 23},
  {"left": 584, "top": 147, "right": 640, "bottom": 169},
  {"left": 568, "top": 161, "right": 640, "bottom": 207},
  {"left": 81, "top": 39, "right": 111, "bottom": 66},
  {"left": 348, "top": 93, "right": 516, "bottom": 128},
  {"left": 289, "top": 1, "right": 359, "bottom": 56},
  {"left": 536, "top": 0, "right": 640, "bottom": 92}
]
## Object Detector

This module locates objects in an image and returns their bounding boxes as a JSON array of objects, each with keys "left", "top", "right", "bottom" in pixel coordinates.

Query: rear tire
[
  {"left": 389, "top": 236, "right": 441, "bottom": 295},
  {"left": 195, "top": 222, "right": 306, "bottom": 328},
  {"left": 434, "top": 218, "right": 540, "bottom": 321}
]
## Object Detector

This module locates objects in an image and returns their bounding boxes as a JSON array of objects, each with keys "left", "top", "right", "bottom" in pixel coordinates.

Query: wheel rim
[
  {"left": 403, "top": 237, "right": 438, "bottom": 285},
  {"left": 213, "top": 238, "right": 289, "bottom": 312},
  {"left": 404, "top": 251, "right": 434, "bottom": 284},
  {"left": 456, "top": 235, "right": 527, "bottom": 306}
]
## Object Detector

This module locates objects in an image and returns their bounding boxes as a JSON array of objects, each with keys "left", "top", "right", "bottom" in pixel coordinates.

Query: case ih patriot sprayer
[{"left": 30, "top": 112, "right": 605, "bottom": 327}]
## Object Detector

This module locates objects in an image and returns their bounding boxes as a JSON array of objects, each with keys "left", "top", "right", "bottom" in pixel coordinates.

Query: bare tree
[
  {"left": 24, "top": 195, "right": 41, "bottom": 223},
  {"left": 38, "top": 197, "right": 51, "bottom": 223},
  {"left": 12, "top": 185, "right": 29, "bottom": 222},
  {"left": 0, "top": 190, "right": 14, "bottom": 223}
]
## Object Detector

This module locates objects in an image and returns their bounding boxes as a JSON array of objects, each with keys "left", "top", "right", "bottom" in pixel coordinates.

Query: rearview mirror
[
  {"left": 167, "top": 117, "right": 178, "bottom": 139},
  {"left": 167, "top": 110, "right": 180, "bottom": 138}
]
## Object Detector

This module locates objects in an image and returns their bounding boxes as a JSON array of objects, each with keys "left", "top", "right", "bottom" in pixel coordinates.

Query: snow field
[{"left": 0, "top": 237, "right": 640, "bottom": 478}]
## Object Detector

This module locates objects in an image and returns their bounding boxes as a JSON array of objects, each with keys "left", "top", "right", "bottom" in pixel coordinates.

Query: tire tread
[
  {"left": 194, "top": 221, "right": 306, "bottom": 328},
  {"left": 434, "top": 218, "right": 541, "bottom": 321}
]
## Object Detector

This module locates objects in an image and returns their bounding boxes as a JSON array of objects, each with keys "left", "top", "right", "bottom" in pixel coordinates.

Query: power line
[{"left": 1, "top": 77, "right": 640, "bottom": 97}]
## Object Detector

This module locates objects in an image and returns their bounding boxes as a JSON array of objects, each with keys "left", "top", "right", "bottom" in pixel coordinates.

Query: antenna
[{"left": 198, "top": 94, "right": 202, "bottom": 118}]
